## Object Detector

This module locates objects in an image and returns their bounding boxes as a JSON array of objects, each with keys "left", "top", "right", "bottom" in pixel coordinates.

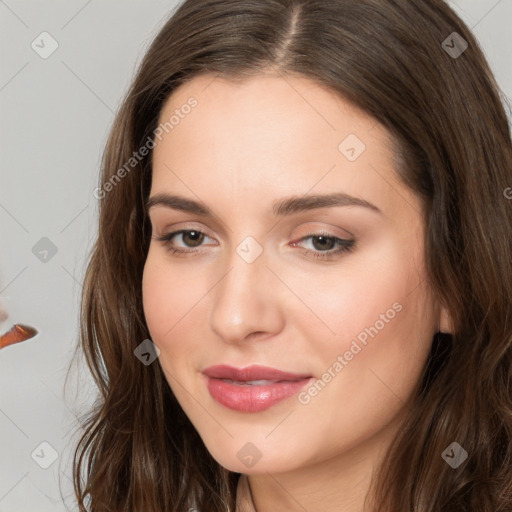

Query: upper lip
[{"left": 202, "top": 364, "right": 312, "bottom": 382}]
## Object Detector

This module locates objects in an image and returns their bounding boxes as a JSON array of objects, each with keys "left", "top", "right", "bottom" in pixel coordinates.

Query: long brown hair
[{"left": 72, "top": 0, "right": 512, "bottom": 510}]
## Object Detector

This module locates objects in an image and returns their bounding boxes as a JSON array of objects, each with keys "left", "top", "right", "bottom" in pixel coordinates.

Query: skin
[{"left": 142, "top": 71, "right": 452, "bottom": 511}]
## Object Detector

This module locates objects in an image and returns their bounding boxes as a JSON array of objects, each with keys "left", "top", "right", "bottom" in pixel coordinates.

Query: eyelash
[{"left": 154, "top": 229, "right": 355, "bottom": 261}]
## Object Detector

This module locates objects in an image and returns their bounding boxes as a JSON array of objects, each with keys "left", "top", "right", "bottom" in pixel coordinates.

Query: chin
[{"left": 198, "top": 433, "right": 305, "bottom": 475}]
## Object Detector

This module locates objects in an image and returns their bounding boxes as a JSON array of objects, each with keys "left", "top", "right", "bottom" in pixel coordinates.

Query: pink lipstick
[{"left": 203, "top": 364, "right": 313, "bottom": 412}]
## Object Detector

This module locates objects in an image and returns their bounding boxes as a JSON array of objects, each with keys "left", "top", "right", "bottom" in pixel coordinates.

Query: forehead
[
  {"left": 151, "top": 73, "right": 417, "bottom": 220},
  {"left": 156, "top": 72, "right": 384, "bottom": 151}
]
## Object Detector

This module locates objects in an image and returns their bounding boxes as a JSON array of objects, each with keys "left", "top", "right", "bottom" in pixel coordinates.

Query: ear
[{"left": 438, "top": 305, "right": 454, "bottom": 334}]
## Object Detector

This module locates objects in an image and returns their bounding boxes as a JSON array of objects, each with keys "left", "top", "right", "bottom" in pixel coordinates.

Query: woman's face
[{"left": 142, "top": 72, "right": 450, "bottom": 475}]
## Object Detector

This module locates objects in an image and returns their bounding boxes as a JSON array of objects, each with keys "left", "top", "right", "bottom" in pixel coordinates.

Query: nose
[{"left": 209, "top": 248, "right": 285, "bottom": 345}]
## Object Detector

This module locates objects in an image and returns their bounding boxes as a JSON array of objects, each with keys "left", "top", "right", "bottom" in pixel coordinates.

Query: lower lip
[{"left": 205, "top": 376, "right": 313, "bottom": 412}]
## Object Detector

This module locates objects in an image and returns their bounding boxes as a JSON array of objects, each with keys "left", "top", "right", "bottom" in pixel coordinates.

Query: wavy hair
[{"left": 72, "top": 0, "right": 512, "bottom": 510}]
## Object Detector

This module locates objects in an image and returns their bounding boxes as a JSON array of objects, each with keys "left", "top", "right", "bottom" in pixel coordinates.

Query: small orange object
[{"left": 0, "top": 324, "right": 38, "bottom": 350}]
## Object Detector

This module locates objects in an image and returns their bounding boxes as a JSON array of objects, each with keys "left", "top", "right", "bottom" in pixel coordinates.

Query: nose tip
[{"left": 208, "top": 263, "right": 286, "bottom": 346}]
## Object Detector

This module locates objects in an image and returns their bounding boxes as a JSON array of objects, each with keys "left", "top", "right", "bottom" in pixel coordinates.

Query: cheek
[
  {"left": 142, "top": 249, "right": 214, "bottom": 377},
  {"left": 293, "top": 234, "right": 435, "bottom": 403},
  {"left": 142, "top": 250, "right": 198, "bottom": 340},
  {"left": 300, "top": 254, "right": 434, "bottom": 411},
  {"left": 142, "top": 257, "right": 182, "bottom": 369},
  {"left": 142, "top": 254, "right": 171, "bottom": 341},
  {"left": 286, "top": 240, "right": 416, "bottom": 354}
]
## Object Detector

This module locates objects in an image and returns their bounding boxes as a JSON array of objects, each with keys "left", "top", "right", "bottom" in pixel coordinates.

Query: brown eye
[
  {"left": 290, "top": 233, "right": 355, "bottom": 261},
  {"left": 181, "top": 230, "right": 205, "bottom": 247},
  {"left": 311, "top": 235, "right": 337, "bottom": 251},
  {"left": 155, "top": 229, "right": 215, "bottom": 255}
]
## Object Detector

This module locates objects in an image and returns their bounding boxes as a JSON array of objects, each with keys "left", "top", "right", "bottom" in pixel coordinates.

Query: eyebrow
[{"left": 146, "top": 192, "right": 382, "bottom": 217}]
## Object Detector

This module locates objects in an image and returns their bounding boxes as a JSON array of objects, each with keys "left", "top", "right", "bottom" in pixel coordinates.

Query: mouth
[
  {"left": 202, "top": 364, "right": 314, "bottom": 412},
  {"left": 0, "top": 324, "right": 38, "bottom": 350}
]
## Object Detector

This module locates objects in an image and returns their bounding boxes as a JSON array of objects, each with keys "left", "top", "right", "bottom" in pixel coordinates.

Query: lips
[
  {"left": 203, "top": 364, "right": 313, "bottom": 412},
  {"left": 203, "top": 364, "right": 311, "bottom": 382}
]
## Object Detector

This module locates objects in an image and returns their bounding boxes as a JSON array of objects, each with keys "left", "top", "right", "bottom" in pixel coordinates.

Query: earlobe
[{"left": 438, "top": 306, "right": 454, "bottom": 334}]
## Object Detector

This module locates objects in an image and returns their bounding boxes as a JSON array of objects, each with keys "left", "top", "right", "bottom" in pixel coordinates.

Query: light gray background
[{"left": 0, "top": 1, "right": 511, "bottom": 510}]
